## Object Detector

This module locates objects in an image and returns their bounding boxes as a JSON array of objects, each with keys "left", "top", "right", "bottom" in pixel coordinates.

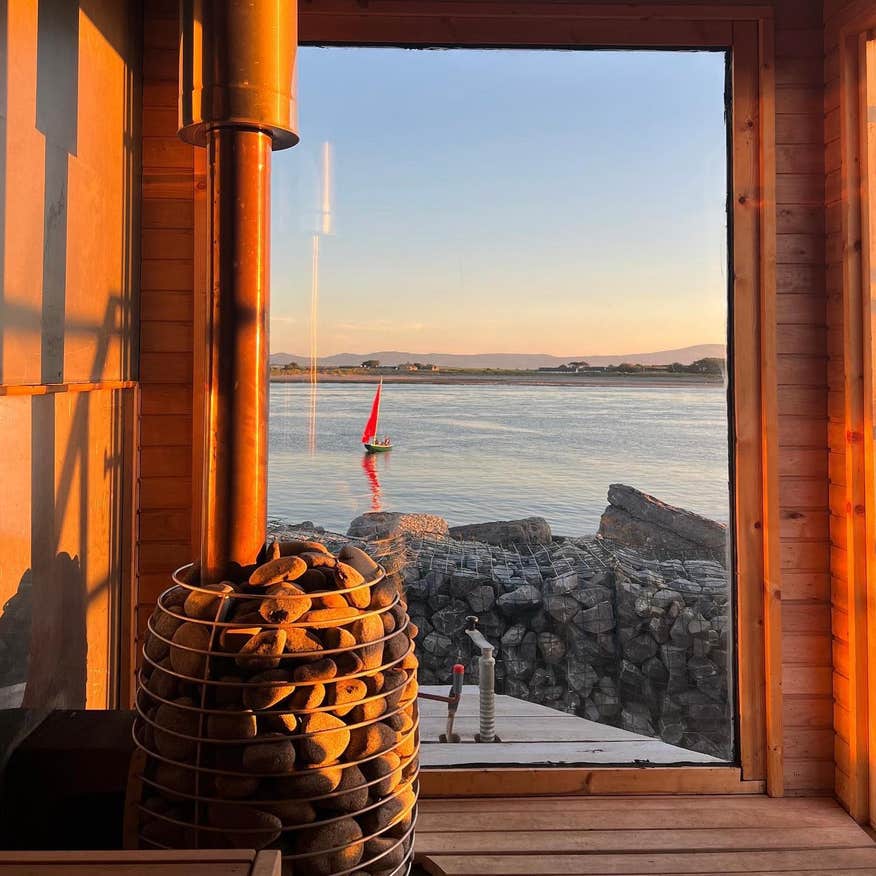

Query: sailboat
[{"left": 362, "top": 379, "right": 393, "bottom": 453}]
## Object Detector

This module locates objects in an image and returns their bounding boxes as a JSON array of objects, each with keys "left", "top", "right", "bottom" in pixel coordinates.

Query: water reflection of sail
[{"left": 361, "top": 452, "right": 382, "bottom": 511}]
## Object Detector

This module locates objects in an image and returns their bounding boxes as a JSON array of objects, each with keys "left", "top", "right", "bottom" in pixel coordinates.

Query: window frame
[
  {"left": 834, "top": 17, "right": 876, "bottom": 824},
  {"left": 288, "top": 0, "right": 780, "bottom": 796}
]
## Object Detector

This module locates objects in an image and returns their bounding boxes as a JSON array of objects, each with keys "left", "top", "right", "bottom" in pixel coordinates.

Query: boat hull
[{"left": 364, "top": 443, "right": 393, "bottom": 453}]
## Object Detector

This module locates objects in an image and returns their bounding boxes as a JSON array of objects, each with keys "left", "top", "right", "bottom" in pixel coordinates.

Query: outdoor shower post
[{"left": 178, "top": 0, "right": 298, "bottom": 582}]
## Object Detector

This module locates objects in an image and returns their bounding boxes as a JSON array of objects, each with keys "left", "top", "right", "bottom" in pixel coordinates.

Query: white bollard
[{"left": 465, "top": 621, "right": 496, "bottom": 743}]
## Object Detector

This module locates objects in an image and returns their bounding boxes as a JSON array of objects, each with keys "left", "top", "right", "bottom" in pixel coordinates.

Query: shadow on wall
[
  {"left": 0, "top": 0, "right": 140, "bottom": 710},
  {"left": 0, "top": 298, "right": 134, "bottom": 710},
  {"left": 0, "top": 571, "right": 30, "bottom": 706},
  {"left": 0, "top": 368, "right": 133, "bottom": 710},
  {"left": 0, "top": 557, "right": 87, "bottom": 710},
  {"left": 24, "top": 554, "right": 87, "bottom": 709}
]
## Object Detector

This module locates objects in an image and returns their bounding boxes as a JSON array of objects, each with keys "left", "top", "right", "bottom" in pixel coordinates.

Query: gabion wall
[{"left": 404, "top": 536, "right": 732, "bottom": 760}]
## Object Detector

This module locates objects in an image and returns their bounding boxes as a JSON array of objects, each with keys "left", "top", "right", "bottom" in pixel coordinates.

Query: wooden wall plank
[
  {"left": 759, "top": 14, "right": 785, "bottom": 796},
  {"left": 824, "top": 0, "right": 876, "bottom": 822},
  {"left": 770, "top": 0, "right": 833, "bottom": 796},
  {"left": 135, "top": 6, "right": 197, "bottom": 693},
  {"left": 861, "top": 23, "right": 876, "bottom": 836},
  {"left": 732, "top": 18, "right": 768, "bottom": 787},
  {"left": 0, "top": 1, "right": 140, "bottom": 707}
]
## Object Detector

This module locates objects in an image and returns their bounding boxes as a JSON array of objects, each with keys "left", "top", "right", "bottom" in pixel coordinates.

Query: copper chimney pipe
[{"left": 178, "top": 1, "right": 298, "bottom": 582}]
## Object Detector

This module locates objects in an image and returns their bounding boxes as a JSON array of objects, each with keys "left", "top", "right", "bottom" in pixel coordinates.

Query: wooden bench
[
  {"left": 0, "top": 850, "right": 280, "bottom": 875},
  {"left": 415, "top": 795, "right": 876, "bottom": 875}
]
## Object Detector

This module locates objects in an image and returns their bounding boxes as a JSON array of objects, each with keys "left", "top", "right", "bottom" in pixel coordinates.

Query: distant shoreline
[{"left": 270, "top": 372, "right": 724, "bottom": 388}]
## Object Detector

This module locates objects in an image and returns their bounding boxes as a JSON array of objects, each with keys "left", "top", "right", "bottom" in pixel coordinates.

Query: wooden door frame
[
  {"left": 826, "top": 0, "right": 876, "bottom": 825},
  {"left": 864, "top": 24, "right": 876, "bottom": 834},
  {"left": 283, "top": 1, "right": 780, "bottom": 796}
]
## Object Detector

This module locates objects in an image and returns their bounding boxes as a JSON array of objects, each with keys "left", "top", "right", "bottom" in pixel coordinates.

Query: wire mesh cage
[{"left": 132, "top": 538, "right": 419, "bottom": 876}]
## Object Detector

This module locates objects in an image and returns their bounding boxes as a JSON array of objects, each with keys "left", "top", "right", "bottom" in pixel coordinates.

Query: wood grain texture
[
  {"left": 419, "top": 767, "right": 763, "bottom": 797},
  {"left": 135, "top": 8, "right": 197, "bottom": 683},
  {"left": 0, "top": 849, "right": 277, "bottom": 876},
  {"left": 415, "top": 794, "right": 876, "bottom": 874},
  {"left": 861, "top": 26, "right": 876, "bottom": 836},
  {"left": 824, "top": 0, "right": 876, "bottom": 822},
  {"left": 769, "top": 0, "right": 832, "bottom": 797},
  {"left": 759, "top": 16, "right": 785, "bottom": 797},
  {"left": 730, "top": 22, "right": 768, "bottom": 793},
  {"left": 0, "top": 1, "right": 140, "bottom": 710}
]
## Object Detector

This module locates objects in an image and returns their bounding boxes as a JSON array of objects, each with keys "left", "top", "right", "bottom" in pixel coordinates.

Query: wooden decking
[
  {"left": 415, "top": 795, "right": 876, "bottom": 875},
  {"left": 419, "top": 685, "right": 721, "bottom": 767}
]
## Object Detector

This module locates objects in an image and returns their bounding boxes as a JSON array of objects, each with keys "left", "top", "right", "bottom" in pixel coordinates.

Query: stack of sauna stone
[{"left": 136, "top": 539, "right": 418, "bottom": 876}]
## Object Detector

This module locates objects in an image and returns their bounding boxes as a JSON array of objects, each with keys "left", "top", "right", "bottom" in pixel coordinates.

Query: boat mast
[{"left": 374, "top": 378, "right": 382, "bottom": 440}]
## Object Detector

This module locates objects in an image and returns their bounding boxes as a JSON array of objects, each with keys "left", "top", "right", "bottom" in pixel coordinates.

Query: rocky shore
[{"left": 270, "top": 485, "right": 732, "bottom": 760}]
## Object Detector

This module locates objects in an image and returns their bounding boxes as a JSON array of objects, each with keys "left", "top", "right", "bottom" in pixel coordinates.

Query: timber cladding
[
  {"left": 772, "top": 0, "right": 833, "bottom": 797},
  {"left": 136, "top": 0, "right": 198, "bottom": 674},
  {"left": 0, "top": 0, "right": 139, "bottom": 710},
  {"left": 823, "top": 0, "right": 876, "bottom": 825},
  {"left": 134, "top": 0, "right": 836, "bottom": 798}
]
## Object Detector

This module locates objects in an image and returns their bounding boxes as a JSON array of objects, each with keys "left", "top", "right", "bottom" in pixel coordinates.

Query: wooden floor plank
[
  {"left": 419, "top": 692, "right": 653, "bottom": 736},
  {"left": 429, "top": 870, "right": 876, "bottom": 876},
  {"left": 419, "top": 715, "right": 656, "bottom": 743},
  {"left": 0, "top": 850, "right": 259, "bottom": 876},
  {"left": 419, "top": 766, "right": 761, "bottom": 797},
  {"left": 420, "top": 686, "right": 655, "bottom": 735},
  {"left": 420, "top": 687, "right": 572, "bottom": 720},
  {"left": 420, "top": 741, "right": 720, "bottom": 767},
  {"left": 0, "top": 852, "right": 255, "bottom": 862},
  {"left": 416, "top": 805, "right": 854, "bottom": 832},
  {"left": 416, "top": 794, "right": 876, "bottom": 876},
  {"left": 419, "top": 687, "right": 722, "bottom": 766},
  {"left": 667, "top": 871, "right": 876, "bottom": 876},
  {"left": 418, "top": 795, "right": 839, "bottom": 812},
  {"left": 0, "top": 867, "right": 251, "bottom": 875},
  {"left": 414, "top": 826, "right": 872, "bottom": 856},
  {"left": 419, "top": 847, "right": 876, "bottom": 875}
]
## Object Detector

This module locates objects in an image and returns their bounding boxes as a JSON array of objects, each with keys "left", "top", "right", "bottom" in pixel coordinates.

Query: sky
[{"left": 270, "top": 47, "right": 729, "bottom": 358}]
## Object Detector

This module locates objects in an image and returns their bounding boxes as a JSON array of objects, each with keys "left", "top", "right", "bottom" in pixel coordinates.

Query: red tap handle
[{"left": 450, "top": 663, "right": 465, "bottom": 698}]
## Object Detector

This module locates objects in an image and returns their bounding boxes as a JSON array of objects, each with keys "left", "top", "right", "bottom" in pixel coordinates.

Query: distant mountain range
[{"left": 269, "top": 344, "right": 725, "bottom": 370}]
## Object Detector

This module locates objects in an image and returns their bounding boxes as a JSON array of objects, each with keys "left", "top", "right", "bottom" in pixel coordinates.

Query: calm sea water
[{"left": 268, "top": 382, "right": 731, "bottom": 537}]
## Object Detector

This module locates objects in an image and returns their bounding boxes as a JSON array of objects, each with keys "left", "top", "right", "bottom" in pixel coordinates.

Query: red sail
[{"left": 361, "top": 382, "right": 381, "bottom": 443}]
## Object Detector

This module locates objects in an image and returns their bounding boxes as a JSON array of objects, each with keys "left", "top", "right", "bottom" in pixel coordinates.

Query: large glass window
[{"left": 269, "top": 47, "right": 733, "bottom": 765}]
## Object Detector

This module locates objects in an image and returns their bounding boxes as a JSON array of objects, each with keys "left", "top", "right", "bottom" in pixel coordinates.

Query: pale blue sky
[{"left": 270, "top": 47, "right": 728, "bottom": 357}]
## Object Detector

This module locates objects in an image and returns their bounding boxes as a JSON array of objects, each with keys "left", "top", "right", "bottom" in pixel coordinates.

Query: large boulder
[
  {"left": 347, "top": 512, "right": 449, "bottom": 540},
  {"left": 597, "top": 484, "right": 727, "bottom": 563},
  {"left": 448, "top": 517, "right": 552, "bottom": 547}
]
